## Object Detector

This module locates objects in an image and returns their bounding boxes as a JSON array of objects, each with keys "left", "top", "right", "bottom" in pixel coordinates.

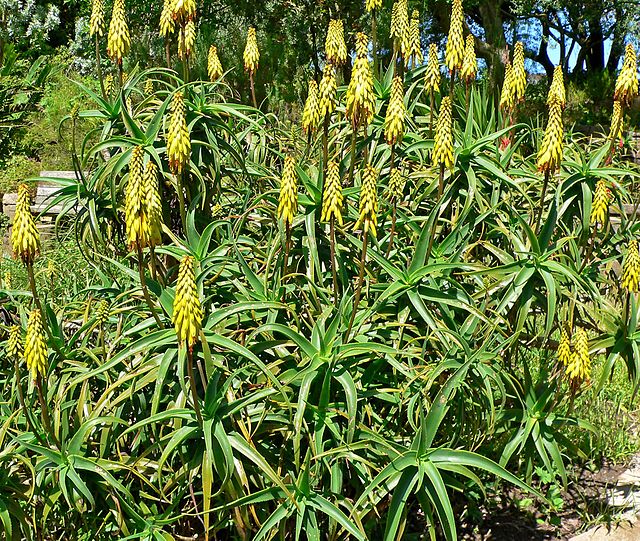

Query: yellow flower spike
[
  {"left": 144, "top": 79, "right": 154, "bottom": 95},
  {"left": 557, "top": 328, "right": 571, "bottom": 367},
  {"left": 96, "top": 300, "right": 110, "bottom": 327},
  {"left": 11, "top": 184, "right": 40, "bottom": 266},
  {"left": 124, "top": 146, "right": 148, "bottom": 250},
  {"left": 622, "top": 239, "right": 640, "bottom": 293},
  {"left": 6, "top": 325, "right": 23, "bottom": 359},
  {"left": 567, "top": 328, "right": 590, "bottom": 384},
  {"left": 318, "top": 65, "right": 337, "bottom": 119},
  {"left": 183, "top": 19, "right": 196, "bottom": 58},
  {"left": 499, "top": 63, "right": 516, "bottom": 112},
  {"left": 346, "top": 32, "right": 375, "bottom": 129},
  {"left": 172, "top": 0, "right": 196, "bottom": 22},
  {"left": 537, "top": 101, "right": 564, "bottom": 173},
  {"left": 385, "top": 76, "right": 406, "bottom": 146},
  {"left": 107, "top": 0, "right": 130, "bottom": 65},
  {"left": 445, "top": 0, "right": 464, "bottom": 72},
  {"left": 390, "top": 0, "right": 408, "bottom": 45},
  {"left": 301, "top": 79, "right": 321, "bottom": 135},
  {"left": 433, "top": 96, "right": 454, "bottom": 170},
  {"left": 24, "top": 308, "right": 47, "bottom": 380},
  {"left": 144, "top": 161, "right": 164, "bottom": 247},
  {"left": 424, "top": 44, "right": 441, "bottom": 93},
  {"left": 388, "top": 168, "right": 405, "bottom": 202},
  {"left": 609, "top": 100, "right": 624, "bottom": 145},
  {"left": 590, "top": 179, "right": 612, "bottom": 227},
  {"left": 407, "top": 10, "right": 423, "bottom": 67},
  {"left": 615, "top": 44, "right": 639, "bottom": 107},
  {"left": 89, "top": 0, "right": 105, "bottom": 37},
  {"left": 547, "top": 65, "right": 566, "bottom": 108},
  {"left": 321, "top": 161, "right": 343, "bottom": 226},
  {"left": 243, "top": 27, "right": 260, "bottom": 74},
  {"left": 278, "top": 156, "right": 298, "bottom": 225},
  {"left": 172, "top": 255, "right": 203, "bottom": 349},
  {"left": 512, "top": 42, "right": 527, "bottom": 101},
  {"left": 460, "top": 34, "right": 477, "bottom": 83},
  {"left": 104, "top": 74, "right": 114, "bottom": 97},
  {"left": 159, "top": 0, "right": 175, "bottom": 37},
  {"left": 208, "top": 45, "right": 223, "bottom": 81},
  {"left": 325, "top": 20, "right": 347, "bottom": 66},
  {"left": 166, "top": 91, "right": 190, "bottom": 174},
  {"left": 366, "top": 0, "right": 382, "bottom": 11},
  {"left": 355, "top": 166, "right": 379, "bottom": 238},
  {"left": 3, "top": 272, "right": 11, "bottom": 289}
]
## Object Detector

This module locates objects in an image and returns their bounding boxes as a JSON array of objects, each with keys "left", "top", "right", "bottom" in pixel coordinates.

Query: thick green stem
[
  {"left": 346, "top": 127, "right": 358, "bottom": 188},
  {"left": 429, "top": 88, "right": 435, "bottom": 139},
  {"left": 36, "top": 374, "right": 60, "bottom": 449},
  {"left": 187, "top": 346, "right": 203, "bottom": 425},
  {"left": 136, "top": 245, "right": 163, "bottom": 328},
  {"left": 250, "top": 72, "right": 257, "bottom": 109},
  {"left": 330, "top": 217, "right": 339, "bottom": 303},
  {"left": 534, "top": 169, "right": 551, "bottom": 234},
  {"left": 346, "top": 229, "right": 368, "bottom": 339}
]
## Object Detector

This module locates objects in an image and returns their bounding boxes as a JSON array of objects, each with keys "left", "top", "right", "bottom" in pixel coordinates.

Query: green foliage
[{"left": 1, "top": 24, "right": 640, "bottom": 541}]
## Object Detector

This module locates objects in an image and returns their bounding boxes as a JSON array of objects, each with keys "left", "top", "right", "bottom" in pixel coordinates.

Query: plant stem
[
  {"left": 27, "top": 263, "right": 43, "bottom": 315},
  {"left": 579, "top": 227, "right": 598, "bottom": 273},
  {"left": 346, "top": 229, "right": 368, "bottom": 339},
  {"left": 437, "top": 162, "right": 444, "bottom": 199},
  {"left": 426, "top": 166, "right": 445, "bottom": 262},
  {"left": 250, "top": 72, "right": 257, "bottom": 109},
  {"left": 36, "top": 374, "right": 60, "bottom": 449},
  {"left": 176, "top": 171, "right": 187, "bottom": 233},
  {"left": 534, "top": 169, "right": 551, "bottom": 234},
  {"left": 465, "top": 84, "right": 470, "bottom": 114},
  {"left": 136, "top": 245, "right": 163, "bottom": 328},
  {"left": 449, "top": 68, "right": 456, "bottom": 98},
  {"left": 283, "top": 221, "right": 291, "bottom": 280},
  {"left": 330, "top": 216, "right": 338, "bottom": 303},
  {"left": 346, "top": 126, "right": 358, "bottom": 188},
  {"left": 187, "top": 346, "right": 203, "bottom": 425},
  {"left": 165, "top": 38, "right": 171, "bottom": 68},
  {"left": 386, "top": 204, "right": 397, "bottom": 258},
  {"left": 95, "top": 36, "right": 105, "bottom": 100},
  {"left": 429, "top": 88, "right": 435, "bottom": 139}
]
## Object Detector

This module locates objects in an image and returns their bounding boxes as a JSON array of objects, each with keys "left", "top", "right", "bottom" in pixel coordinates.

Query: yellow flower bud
[
  {"left": 208, "top": 45, "right": 223, "bottom": 81},
  {"left": 321, "top": 161, "right": 343, "bottom": 226},
  {"left": 445, "top": 0, "right": 464, "bottom": 71},
  {"left": 547, "top": 65, "right": 566, "bottom": 108},
  {"left": 615, "top": 44, "right": 638, "bottom": 107},
  {"left": 166, "top": 91, "right": 190, "bottom": 174},
  {"left": 278, "top": 156, "right": 298, "bottom": 225},
  {"left": 557, "top": 328, "right": 571, "bottom": 367},
  {"left": 159, "top": 0, "right": 175, "bottom": 37},
  {"left": 388, "top": 168, "right": 405, "bottom": 202},
  {"left": 500, "top": 63, "right": 516, "bottom": 111},
  {"left": 433, "top": 96, "right": 454, "bottom": 170},
  {"left": 460, "top": 34, "right": 477, "bottom": 83},
  {"left": 346, "top": 32, "right": 375, "bottom": 129},
  {"left": 172, "top": 255, "right": 203, "bottom": 348},
  {"left": 325, "top": 20, "right": 347, "bottom": 66},
  {"left": 302, "top": 79, "right": 321, "bottom": 135},
  {"left": 107, "top": 0, "right": 130, "bottom": 65},
  {"left": 424, "top": 44, "right": 441, "bottom": 93},
  {"left": 172, "top": 0, "right": 196, "bottom": 23},
  {"left": 512, "top": 42, "right": 527, "bottom": 101},
  {"left": 24, "top": 309, "right": 47, "bottom": 380},
  {"left": 243, "top": 27, "right": 260, "bottom": 74},
  {"left": 318, "top": 65, "right": 337, "bottom": 119},
  {"left": 355, "top": 166, "right": 379, "bottom": 238},
  {"left": 366, "top": 0, "right": 382, "bottom": 11},
  {"left": 406, "top": 10, "right": 423, "bottom": 67},
  {"left": 537, "top": 101, "right": 564, "bottom": 173},
  {"left": 567, "top": 328, "right": 590, "bottom": 384},
  {"left": 590, "top": 179, "right": 612, "bottom": 227},
  {"left": 11, "top": 184, "right": 40, "bottom": 265},
  {"left": 89, "top": 0, "right": 105, "bottom": 37},
  {"left": 609, "top": 100, "right": 624, "bottom": 144},
  {"left": 385, "top": 76, "right": 406, "bottom": 146},
  {"left": 622, "top": 239, "right": 640, "bottom": 293},
  {"left": 6, "top": 325, "right": 23, "bottom": 359}
]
